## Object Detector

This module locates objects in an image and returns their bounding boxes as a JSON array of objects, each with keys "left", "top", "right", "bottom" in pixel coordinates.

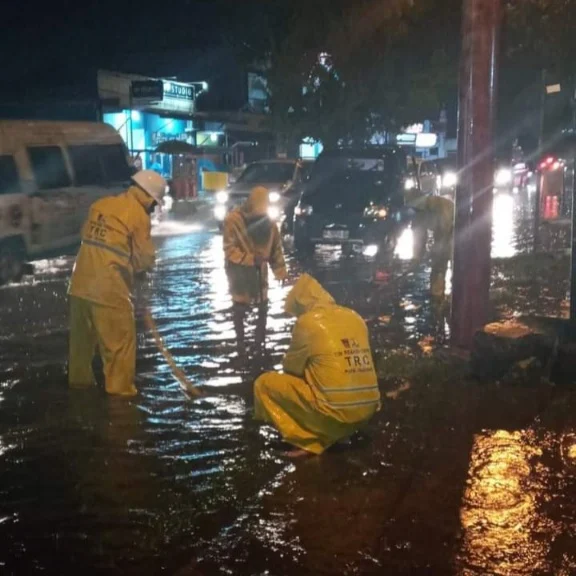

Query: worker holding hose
[
  {"left": 223, "top": 186, "right": 287, "bottom": 362},
  {"left": 68, "top": 170, "right": 167, "bottom": 397}
]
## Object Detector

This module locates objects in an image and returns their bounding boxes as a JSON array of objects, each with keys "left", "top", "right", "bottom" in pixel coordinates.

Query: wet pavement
[{"left": 1, "top": 191, "right": 576, "bottom": 575}]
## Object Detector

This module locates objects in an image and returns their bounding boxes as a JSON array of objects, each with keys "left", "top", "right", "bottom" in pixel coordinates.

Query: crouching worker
[
  {"left": 254, "top": 274, "right": 381, "bottom": 456},
  {"left": 224, "top": 186, "right": 287, "bottom": 360},
  {"left": 68, "top": 170, "right": 167, "bottom": 397}
]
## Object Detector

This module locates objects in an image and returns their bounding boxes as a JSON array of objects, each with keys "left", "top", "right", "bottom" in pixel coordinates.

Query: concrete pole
[{"left": 451, "top": 0, "right": 502, "bottom": 348}]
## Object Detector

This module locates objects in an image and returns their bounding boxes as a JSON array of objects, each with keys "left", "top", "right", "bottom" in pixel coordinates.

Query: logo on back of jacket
[
  {"left": 340, "top": 338, "right": 373, "bottom": 373},
  {"left": 89, "top": 214, "right": 108, "bottom": 241}
]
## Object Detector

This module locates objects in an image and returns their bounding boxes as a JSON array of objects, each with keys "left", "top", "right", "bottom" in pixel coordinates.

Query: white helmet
[{"left": 131, "top": 170, "right": 167, "bottom": 202}]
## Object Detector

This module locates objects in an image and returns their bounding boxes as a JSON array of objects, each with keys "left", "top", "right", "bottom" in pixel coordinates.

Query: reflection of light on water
[
  {"left": 394, "top": 227, "right": 414, "bottom": 260},
  {"left": 492, "top": 193, "right": 517, "bottom": 258},
  {"left": 152, "top": 221, "right": 203, "bottom": 237},
  {"left": 206, "top": 236, "right": 232, "bottom": 314},
  {"left": 459, "top": 430, "right": 549, "bottom": 575},
  {"left": 445, "top": 262, "right": 452, "bottom": 295}
]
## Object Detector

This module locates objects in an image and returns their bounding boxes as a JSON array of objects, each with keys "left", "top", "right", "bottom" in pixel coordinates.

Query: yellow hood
[
  {"left": 242, "top": 186, "right": 269, "bottom": 218},
  {"left": 285, "top": 274, "right": 335, "bottom": 317},
  {"left": 128, "top": 185, "right": 157, "bottom": 212}
]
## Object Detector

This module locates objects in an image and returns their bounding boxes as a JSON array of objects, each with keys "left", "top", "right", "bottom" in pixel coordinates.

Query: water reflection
[
  {"left": 459, "top": 430, "right": 550, "bottom": 575},
  {"left": 492, "top": 193, "right": 517, "bottom": 259},
  {"left": 394, "top": 227, "right": 414, "bottom": 261}
]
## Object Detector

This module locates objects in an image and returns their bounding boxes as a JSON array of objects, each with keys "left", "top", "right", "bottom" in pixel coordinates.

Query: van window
[
  {"left": 98, "top": 145, "right": 131, "bottom": 183},
  {"left": 68, "top": 145, "right": 103, "bottom": 186},
  {"left": 28, "top": 146, "right": 71, "bottom": 189},
  {"left": 0, "top": 155, "right": 21, "bottom": 195}
]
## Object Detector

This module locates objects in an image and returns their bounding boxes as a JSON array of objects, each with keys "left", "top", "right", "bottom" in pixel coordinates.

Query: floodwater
[{"left": 1, "top": 191, "right": 575, "bottom": 575}]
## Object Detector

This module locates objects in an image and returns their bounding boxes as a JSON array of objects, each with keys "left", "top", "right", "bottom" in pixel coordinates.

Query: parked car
[
  {"left": 293, "top": 147, "right": 408, "bottom": 256},
  {"left": 213, "top": 158, "right": 312, "bottom": 231},
  {"left": 0, "top": 120, "right": 133, "bottom": 285}
]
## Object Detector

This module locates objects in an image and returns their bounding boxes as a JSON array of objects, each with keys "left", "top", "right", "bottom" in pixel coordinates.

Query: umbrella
[{"left": 155, "top": 140, "right": 197, "bottom": 155}]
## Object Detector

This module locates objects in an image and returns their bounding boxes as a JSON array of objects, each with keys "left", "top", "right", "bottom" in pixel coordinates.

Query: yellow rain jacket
[
  {"left": 68, "top": 185, "right": 156, "bottom": 396},
  {"left": 224, "top": 187, "right": 286, "bottom": 304},
  {"left": 254, "top": 274, "right": 381, "bottom": 454},
  {"left": 69, "top": 185, "right": 156, "bottom": 308}
]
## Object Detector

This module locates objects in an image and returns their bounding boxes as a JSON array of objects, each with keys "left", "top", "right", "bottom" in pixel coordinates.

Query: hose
[{"left": 143, "top": 308, "right": 203, "bottom": 398}]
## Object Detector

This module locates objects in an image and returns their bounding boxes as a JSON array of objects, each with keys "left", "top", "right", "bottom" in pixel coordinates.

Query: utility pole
[{"left": 451, "top": 0, "right": 502, "bottom": 348}]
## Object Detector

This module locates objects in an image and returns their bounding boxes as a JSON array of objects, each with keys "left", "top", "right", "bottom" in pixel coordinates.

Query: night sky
[{"left": 2, "top": 0, "right": 246, "bottom": 94}]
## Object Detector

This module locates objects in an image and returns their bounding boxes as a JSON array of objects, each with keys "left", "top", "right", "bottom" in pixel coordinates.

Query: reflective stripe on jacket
[
  {"left": 69, "top": 186, "right": 155, "bottom": 308},
  {"left": 282, "top": 274, "right": 381, "bottom": 424},
  {"left": 224, "top": 208, "right": 286, "bottom": 304}
]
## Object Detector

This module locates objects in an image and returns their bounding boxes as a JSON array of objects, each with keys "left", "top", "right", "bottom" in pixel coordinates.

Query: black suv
[{"left": 293, "top": 147, "right": 408, "bottom": 255}]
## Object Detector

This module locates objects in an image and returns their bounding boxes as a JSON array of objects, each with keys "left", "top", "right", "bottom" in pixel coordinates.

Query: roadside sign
[
  {"left": 131, "top": 80, "right": 164, "bottom": 102},
  {"left": 546, "top": 84, "right": 561, "bottom": 95}
]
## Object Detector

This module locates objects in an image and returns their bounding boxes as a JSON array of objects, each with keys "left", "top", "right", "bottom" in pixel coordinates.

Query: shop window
[
  {"left": 28, "top": 146, "right": 71, "bottom": 190},
  {"left": 68, "top": 145, "right": 104, "bottom": 186},
  {"left": 98, "top": 145, "right": 131, "bottom": 184},
  {"left": 0, "top": 155, "right": 21, "bottom": 195}
]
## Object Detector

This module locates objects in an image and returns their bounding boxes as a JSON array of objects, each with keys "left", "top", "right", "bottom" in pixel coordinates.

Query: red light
[{"left": 546, "top": 157, "right": 555, "bottom": 164}]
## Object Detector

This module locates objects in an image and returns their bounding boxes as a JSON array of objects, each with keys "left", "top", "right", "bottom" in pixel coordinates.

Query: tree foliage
[
  {"left": 225, "top": 0, "right": 460, "bottom": 147},
  {"left": 223, "top": 0, "right": 576, "bottom": 148}
]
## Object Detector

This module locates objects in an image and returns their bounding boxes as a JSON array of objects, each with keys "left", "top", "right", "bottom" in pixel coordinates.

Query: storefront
[
  {"left": 98, "top": 70, "right": 200, "bottom": 177},
  {"left": 102, "top": 109, "right": 193, "bottom": 176}
]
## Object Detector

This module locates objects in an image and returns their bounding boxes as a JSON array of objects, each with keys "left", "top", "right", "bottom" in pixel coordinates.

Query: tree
[{"left": 225, "top": 0, "right": 460, "bottom": 148}]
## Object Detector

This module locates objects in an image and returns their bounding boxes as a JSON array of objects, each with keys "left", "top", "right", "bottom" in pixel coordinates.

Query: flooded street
[{"left": 1, "top": 193, "right": 576, "bottom": 575}]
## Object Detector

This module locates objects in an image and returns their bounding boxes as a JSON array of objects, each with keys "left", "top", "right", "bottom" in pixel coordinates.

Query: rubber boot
[{"left": 232, "top": 303, "right": 247, "bottom": 364}]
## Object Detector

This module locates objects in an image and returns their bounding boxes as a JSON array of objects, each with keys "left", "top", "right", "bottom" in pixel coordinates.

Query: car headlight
[
  {"left": 363, "top": 244, "right": 379, "bottom": 257},
  {"left": 268, "top": 206, "right": 280, "bottom": 220},
  {"left": 364, "top": 205, "right": 388, "bottom": 219},
  {"left": 295, "top": 204, "right": 313, "bottom": 217},
  {"left": 442, "top": 172, "right": 458, "bottom": 188},
  {"left": 494, "top": 169, "right": 512, "bottom": 186},
  {"left": 404, "top": 178, "right": 416, "bottom": 191},
  {"left": 216, "top": 190, "right": 229, "bottom": 204},
  {"left": 269, "top": 191, "right": 281, "bottom": 203},
  {"left": 214, "top": 205, "right": 227, "bottom": 221}
]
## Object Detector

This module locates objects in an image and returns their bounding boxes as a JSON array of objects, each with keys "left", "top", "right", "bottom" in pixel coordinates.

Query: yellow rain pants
[
  {"left": 68, "top": 296, "right": 137, "bottom": 397},
  {"left": 426, "top": 196, "right": 454, "bottom": 298},
  {"left": 68, "top": 185, "right": 156, "bottom": 396},
  {"left": 408, "top": 195, "right": 454, "bottom": 297},
  {"left": 254, "top": 274, "right": 381, "bottom": 454}
]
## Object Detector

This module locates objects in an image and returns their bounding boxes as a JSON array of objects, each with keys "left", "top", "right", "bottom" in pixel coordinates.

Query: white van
[{"left": 0, "top": 120, "right": 133, "bottom": 284}]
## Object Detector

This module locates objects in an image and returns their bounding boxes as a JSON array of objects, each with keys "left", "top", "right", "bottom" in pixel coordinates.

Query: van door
[
  {"left": 67, "top": 144, "right": 106, "bottom": 237},
  {"left": 63, "top": 143, "right": 130, "bottom": 247},
  {"left": 26, "top": 145, "right": 76, "bottom": 248}
]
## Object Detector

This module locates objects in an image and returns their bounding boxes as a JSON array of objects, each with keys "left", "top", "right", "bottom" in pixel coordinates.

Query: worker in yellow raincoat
[
  {"left": 408, "top": 193, "right": 455, "bottom": 298},
  {"left": 224, "top": 186, "right": 287, "bottom": 359},
  {"left": 254, "top": 274, "right": 381, "bottom": 456},
  {"left": 68, "top": 170, "right": 167, "bottom": 396}
]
